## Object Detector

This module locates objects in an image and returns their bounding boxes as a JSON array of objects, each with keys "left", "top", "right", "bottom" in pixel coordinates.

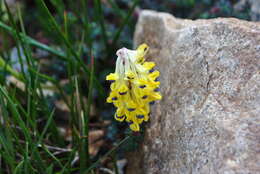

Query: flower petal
[{"left": 106, "top": 73, "right": 118, "bottom": 81}]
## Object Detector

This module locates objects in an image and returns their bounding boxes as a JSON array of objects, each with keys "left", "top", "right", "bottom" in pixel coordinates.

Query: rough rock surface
[{"left": 128, "top": 10, "right": 260, "bottom": 174}]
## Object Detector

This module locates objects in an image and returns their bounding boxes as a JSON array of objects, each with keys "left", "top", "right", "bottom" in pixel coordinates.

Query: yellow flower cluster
[{"left": 106, "top": 44, "right": 162, "bottom": 131}]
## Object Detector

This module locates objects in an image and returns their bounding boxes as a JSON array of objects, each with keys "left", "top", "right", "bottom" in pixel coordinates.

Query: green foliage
[{"left": 0, "top": 0, "right": 139, "bottom": 173}]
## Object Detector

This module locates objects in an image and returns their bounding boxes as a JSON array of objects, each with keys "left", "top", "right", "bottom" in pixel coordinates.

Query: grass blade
[
  {"left": 0, "top": 21, "right": 105, "bottom": 96},
  {"left": 0, "top": 21, "right": 66, "bottom": 59},
  {"left": 94, "top": 0, "right": 108, "bottom": 52},
  {"left": 111, "top": 0, "right": 139, "bottom": 47},
  {"left": 83, "top": 136, "right": 131, "bottom": 173}
]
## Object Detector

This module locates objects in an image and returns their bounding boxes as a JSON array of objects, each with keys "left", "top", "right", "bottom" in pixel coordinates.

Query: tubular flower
[{"left": 106, "top": 44, "right": 162, "bottom": 131}]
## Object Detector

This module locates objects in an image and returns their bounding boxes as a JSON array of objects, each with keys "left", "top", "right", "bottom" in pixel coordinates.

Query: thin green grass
[{"left": 0, "top": 0, "right": 138, "bottom": 173}]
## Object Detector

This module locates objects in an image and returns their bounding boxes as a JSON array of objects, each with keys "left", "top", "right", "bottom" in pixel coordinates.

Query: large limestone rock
[{"left": 128, "top": 10, "right": 260, "bottom": 174}]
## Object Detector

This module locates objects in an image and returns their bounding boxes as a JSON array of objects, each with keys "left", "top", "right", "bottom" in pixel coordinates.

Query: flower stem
[{"left": 83, "top": 135, "right": 131, "bottom": 173}]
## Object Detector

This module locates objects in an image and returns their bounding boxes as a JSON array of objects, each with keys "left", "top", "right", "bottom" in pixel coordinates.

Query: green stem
[
  {"left": 111, "top": 0, "right": 139, "bottom": 47},
  {"left": 83, "top": 136, "right": 131, "bottom": 173},
  {"left": 0, "top": 21, "right": 105, "bottom": 97},
  {"left": 94, "top": 0, "right": 109, "bottom": 52},
  {"left": 113, "top": 152, "right": 119, "bottom": 174},
  {"left": 0, "top": 21, "right": 66, "bottom": 60},
  {"left": 0, "top": 56, "right": 23, "bottom": 80},
  {"left": 80, "top": 54, "right": 94, "bottom": 173}
]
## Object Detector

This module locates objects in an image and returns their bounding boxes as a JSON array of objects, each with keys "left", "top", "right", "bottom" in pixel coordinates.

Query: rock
[{"left": 128, "top": 10, "right": 260, "bottom": 174}]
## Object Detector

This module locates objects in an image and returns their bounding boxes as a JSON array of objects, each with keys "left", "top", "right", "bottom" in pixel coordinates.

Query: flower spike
[{"left": 106, "top": 44, "right": 162, "bottom": 131}]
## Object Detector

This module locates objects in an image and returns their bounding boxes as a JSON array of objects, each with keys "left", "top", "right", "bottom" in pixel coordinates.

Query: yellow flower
[{"left": 106, "top": 44, "right": 162, "bottom": 131}]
